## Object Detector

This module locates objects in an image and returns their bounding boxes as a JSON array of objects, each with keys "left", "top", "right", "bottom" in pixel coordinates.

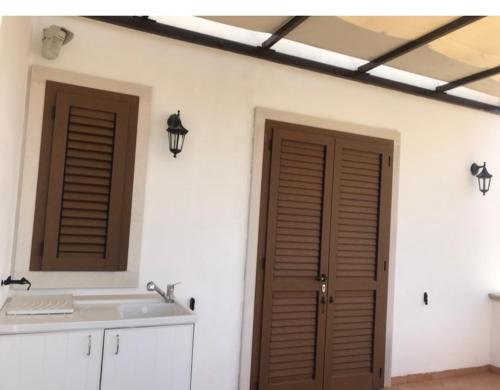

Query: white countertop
[{"left": 0, "top": 294, "right": 197, "bottom": 335}]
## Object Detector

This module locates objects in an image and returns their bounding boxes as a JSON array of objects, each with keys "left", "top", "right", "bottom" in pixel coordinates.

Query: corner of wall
[{"left": 0, "top": 16, "right": 33, "bottom": 309}]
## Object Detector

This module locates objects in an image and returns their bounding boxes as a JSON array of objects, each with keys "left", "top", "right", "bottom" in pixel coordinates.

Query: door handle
[
  {"left": 86, "top": 335, "right": 92, "bottom": 356},
  {"left": 317, "top": 273, "right": 328, "bottom": 282},
  {"left": 317, "top": 274, "right": 328, "bottom": 295},
  {"left": 115, "top": 334, "right": 120, "bottom": 355}
]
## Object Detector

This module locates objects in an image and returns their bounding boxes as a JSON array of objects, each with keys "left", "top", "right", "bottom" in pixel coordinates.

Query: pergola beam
[
  {"left": 261, "top": 16, "right": 309, "bottom": 49},
  {"left": 436, "top": 65, "right": 500, "bottom": 92},
  {"left": 85, "top": 16, "right": 500, "bottom": 115},
  {"left": 357, "top": 16, "right": 484, "bottom": 73}
]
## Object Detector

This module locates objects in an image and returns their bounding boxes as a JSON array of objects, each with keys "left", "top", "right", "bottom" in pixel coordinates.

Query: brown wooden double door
[{"left": 252, "top": 121, "right": 393, "bottom": 390}]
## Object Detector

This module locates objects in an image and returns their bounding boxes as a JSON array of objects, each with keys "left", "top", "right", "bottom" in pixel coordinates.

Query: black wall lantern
[
  {"left": 471, "top": 162, "right": 492, "bottom": 195},
  {"left": 166, "top": 110, "right": 188, "bottom": 158}
]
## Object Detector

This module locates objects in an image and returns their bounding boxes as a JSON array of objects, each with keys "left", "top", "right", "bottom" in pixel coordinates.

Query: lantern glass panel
[
  {"left": 478, "top": 176, "right": 491, "bottom": 194},
  {"left": 485, "top": 177, "right": 491, "bottom": 192},
  {"left": 178, "top": 133, "right": 185, "bottom": 152},
  {"left": 168, "top": 131, "right": 185, "bottom": 157},
  {"left": 168, "top": 132, "right": 175, "bottom": 152},
  {"left": 173, "top": 132, "right": 179, "bottom": 151}
]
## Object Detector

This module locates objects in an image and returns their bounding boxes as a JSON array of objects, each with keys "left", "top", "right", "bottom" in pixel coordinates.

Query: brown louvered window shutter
[
  {"left": 323, "top": 138, "right": 392, "bottom": 390},
  {"left": 30, "top": 81, "right": 139, "bottom": 271},
  {"left": 258, "top": 126, "right": 334, "bottom": 390}
]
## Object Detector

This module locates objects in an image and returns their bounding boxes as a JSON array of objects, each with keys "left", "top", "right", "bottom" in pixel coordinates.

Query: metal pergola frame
[{"left": 86, "top": 16, "right": 500, "bottom": 115}]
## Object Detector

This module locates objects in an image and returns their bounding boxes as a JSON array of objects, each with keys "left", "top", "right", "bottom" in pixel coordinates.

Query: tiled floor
[{"left": 387, "top": 372, "right": 500, "bottom": 389}]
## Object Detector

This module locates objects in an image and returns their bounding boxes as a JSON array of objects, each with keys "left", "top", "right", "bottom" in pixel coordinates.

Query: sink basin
[{"left": 118, "top": 302, "right": 192, "bottom": 319}]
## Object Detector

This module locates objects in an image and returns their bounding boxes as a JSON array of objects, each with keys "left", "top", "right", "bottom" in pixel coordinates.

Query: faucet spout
[
  {"left": 146, "top": 281, "right": 168, "bottom": 302},
  {"left": 147, "top": 281, "right": 179, "bottom": 303}
]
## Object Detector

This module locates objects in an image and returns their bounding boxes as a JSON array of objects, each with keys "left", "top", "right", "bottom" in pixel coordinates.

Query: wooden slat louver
[
  {"left": 30, "top": 81, "right": 139, "bottom": 271},
  {"left": 331, "top": 291, "right": 375, "bottom": 376},
  {"left": 324, "top": 139, "right": 392, "bottom": 390},
  {"left": 275, "top": 139, "right": 325, "bottom": 279},
  {"left": 336, "top": 148, "right": 381, "bottom": 280},
  {"left": 258, "top": 127, "right": 334, "bottom": 390},
  {"left": 269, "top": 291, "right": 318, "bottom": 383},
  {"left": 58, "top": 107, "right": 116, "bottom": 258}
]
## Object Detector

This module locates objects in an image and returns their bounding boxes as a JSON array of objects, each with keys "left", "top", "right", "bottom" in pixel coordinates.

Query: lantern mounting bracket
[{"left": 470, "top": 162, "right": 483, "bottom": 176}]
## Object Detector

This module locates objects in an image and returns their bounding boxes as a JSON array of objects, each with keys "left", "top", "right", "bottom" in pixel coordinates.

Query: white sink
[{"left": 118, "top": 301, "right": 192, "bottom": 319}]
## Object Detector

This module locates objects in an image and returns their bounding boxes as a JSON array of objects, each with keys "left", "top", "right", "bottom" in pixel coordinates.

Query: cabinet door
[
  {"left": 0, "top": 329, "right": 103, "bottom": 390},
  {"left": 101, "top": 325, "right": 194, "bottom": 390}
]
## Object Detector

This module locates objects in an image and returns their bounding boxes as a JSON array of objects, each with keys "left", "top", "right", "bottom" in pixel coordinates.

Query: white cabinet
[
  {"left": 0, "top": 329, "right": 103, "bottom": 390},
  {"left": 0, "top": 324, "right": 194, "bottom": 390},
  {"left": 101, "top": 325, "right": 194, "bottom": 390}
]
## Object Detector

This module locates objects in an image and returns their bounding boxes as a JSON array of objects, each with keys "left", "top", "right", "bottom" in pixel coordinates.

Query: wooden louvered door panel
[
  {"left": 323, "top": 138, "right": 392, "bottom": 390},
  {"left": 258, "top": 127, "right": 334, "bottom": 390},
  {"left": 35, "top": 84, "right": 138, "bottom": 271}
]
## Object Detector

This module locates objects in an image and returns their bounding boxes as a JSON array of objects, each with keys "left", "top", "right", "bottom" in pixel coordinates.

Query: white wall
[
  {"left": 15, "top": 16, "right": 500, "bottom": 388},
  {"left": 0, "top": 17, "right": 31, "bottom": 308}
]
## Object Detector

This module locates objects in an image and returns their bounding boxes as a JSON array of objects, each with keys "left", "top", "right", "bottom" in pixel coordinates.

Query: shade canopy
[{"left": 204, "top": 16, "right": 500, "bottom": 99}]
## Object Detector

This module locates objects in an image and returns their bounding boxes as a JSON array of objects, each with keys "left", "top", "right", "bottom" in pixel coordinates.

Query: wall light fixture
[
  {"left": 471, "top": 162, "right": 492, "bottom": 195},
  {"left": 166, "top": 110, "right": 188, "bottom": 158}
]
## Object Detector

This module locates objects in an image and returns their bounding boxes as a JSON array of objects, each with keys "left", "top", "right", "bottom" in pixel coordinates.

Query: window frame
[{"left": 13, "top": 66, "right": 151, "bottom": 288}]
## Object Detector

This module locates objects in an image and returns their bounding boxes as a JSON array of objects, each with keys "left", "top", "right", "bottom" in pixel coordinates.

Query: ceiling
[{"left": 205, "top": 16, "right": 500, "bottom": 98}]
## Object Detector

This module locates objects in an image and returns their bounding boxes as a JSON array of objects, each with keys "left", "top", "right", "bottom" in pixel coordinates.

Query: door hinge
[
  {"left": 40, "top": 240, "right": 44, "bottom": 255},
  {"left": 262, "top": 257, "right": 266, "bottom": 270},
  {"left": 388, "top": 155, "right": 392, "bottom": 167},
  {"left": 51, "top": 105, "right": 56, "bottom": 120},
  {"left": 384, "top": 261, "right": 387, "bottom": 271},
  {"left": 379, "top": 367, "right": 383, "bottom": 378}
]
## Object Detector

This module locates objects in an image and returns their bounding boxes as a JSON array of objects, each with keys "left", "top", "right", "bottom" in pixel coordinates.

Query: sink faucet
[{"left": 146, "top": 281, "right": 179, "bottom": 303}]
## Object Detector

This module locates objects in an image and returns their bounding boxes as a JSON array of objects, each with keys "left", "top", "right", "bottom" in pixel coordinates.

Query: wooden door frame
[{"left": 238, "top": 108, "right": 401, "bottom": 390}]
